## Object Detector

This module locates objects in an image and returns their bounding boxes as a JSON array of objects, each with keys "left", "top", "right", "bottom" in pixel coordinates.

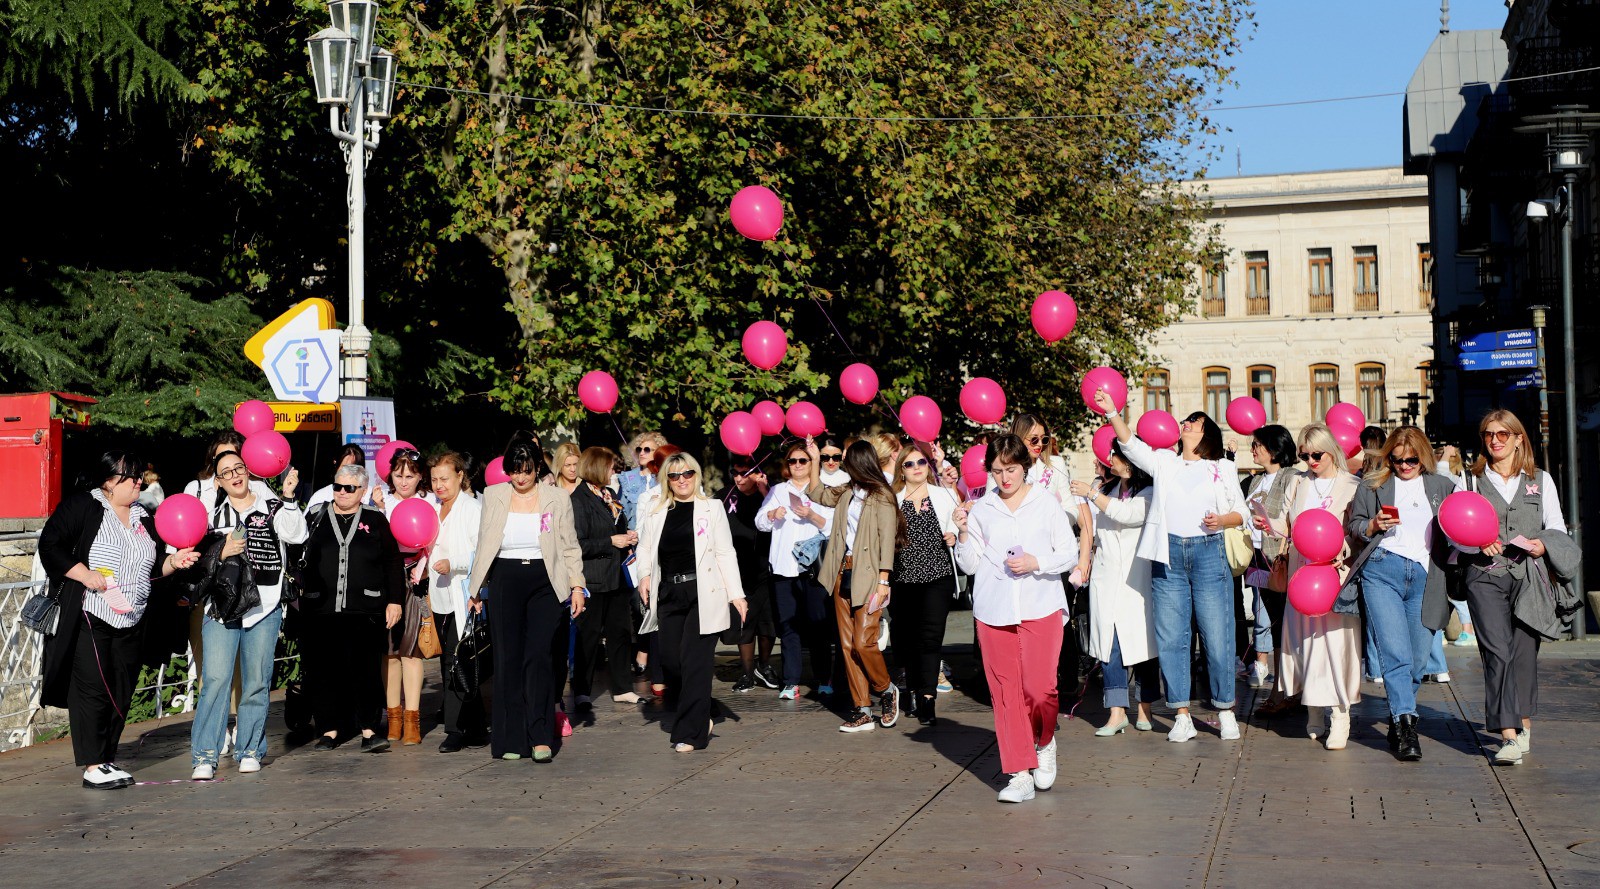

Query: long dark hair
[
  {"left": 1103, "top": 440, "right": 1153, "bottom": 496},
  {"left": 1182, "top": 411, "right": 1225, "bottom": 460},
  {"left": 196, "top": 430, "right": 245, "bottom": 481},
  {"left": 840, "top": 440, "right": 906, "bottom": 548},
  {"left": 502, "top": 430, "right": 548, "bottom": 479}
]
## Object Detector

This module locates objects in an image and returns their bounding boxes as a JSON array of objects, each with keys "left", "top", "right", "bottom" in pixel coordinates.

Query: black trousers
[
  {"left": 772, "top": 574, "right": 833, "bottom": 687},
  {"left": 435, "top": 612, "right": 487, "bottom": 738},
  {"left": 573, "top": 588, "right": 634, "bottom": 698},
  {"left": 889, "top": 575, "right": 955, "bottom": 698},
  {"left": 300, "top": 612, "right": 388, "bottom": 740},
  {"left": 69, "top": 612, "right": 142, "bottom": 766},
  {"left": 1464, "top": 565, "right": 1540, "bottom": 732},
  {"left": 658, "top": 581, "right": 717, "bottom": 748},
  {"left": 487, "top": 558, "right": 568, "bottom": 755}
]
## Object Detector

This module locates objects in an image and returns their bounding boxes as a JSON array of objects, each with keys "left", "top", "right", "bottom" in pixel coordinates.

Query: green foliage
[{"left": 0, "top": 0, "right": 201, "bottom": 108}]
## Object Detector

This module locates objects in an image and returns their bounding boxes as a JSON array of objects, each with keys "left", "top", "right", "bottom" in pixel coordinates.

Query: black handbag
[
  {"left": 449, "top": 611, "right": 493, "bottom": 695},
  {"left": 20, "top": 586, "right": 61, "bottom": 636}
]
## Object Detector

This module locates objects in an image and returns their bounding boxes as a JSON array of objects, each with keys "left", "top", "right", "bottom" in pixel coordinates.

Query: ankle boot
[
  {"left": 917, "top": 694, "right": 937, "bottom": 726},
  {"left": 1396, "top": 714, "right": 1422, "bottom": 761},
  {"left": 1325, "top": 707, "right": 1350, "bottom": 750},
  {"left": 1387, "top": 717, "right": 1401, "bottom": 752},
  {"left": 402, "top": 710, "right": 422, "bottom": 745},
  {"left": 386, "top": 706, "right": 403, "bottom": 741},
  {"left": 1306, "top": 706, "right": 1327, "bottom": 740}
]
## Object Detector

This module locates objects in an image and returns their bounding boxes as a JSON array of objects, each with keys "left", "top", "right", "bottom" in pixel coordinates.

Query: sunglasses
[
  {"left": 331, "top": 483, "right": 362, "bottom": 493},
  {"left": 787, "top": 457, "right": 811, "bottom": 466},
  {"left": 119, "top": 475, "right": 145, "bottom": 487},
  {"left": 216, "top": 465, "right": 249, "bottom": 480},
  {"left": 635, "top": 446, "right": 654, "bottom": 454},
  {"left": 1297, "top": 451, "right": 1327, "bottom": 463},
  {"left": 1025, "top": 435, "right": 1051, "bottom": 446},
  {"left": 1388, "top": 455, "right": 1422, "bottom": 467},
  {"left": 1482, "top": 430, "right": 1515, "bottom": 443},
  {"left": 819, "top": 453, "right": 843, "bottom": 463},
  {"left": 393, "top": 448, "right": 422, "bottom": 464},
  {"left": 667, "top": 469, "right": 697, "bottom": 481},
  {"left": 902, "top": 457, "right": 930, "bottom": 469}
]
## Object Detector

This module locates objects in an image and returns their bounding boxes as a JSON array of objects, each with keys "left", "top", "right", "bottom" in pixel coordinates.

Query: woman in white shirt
[
  {"left": 755, "top": 441, "right": 836, "bottom": 699},
  {"left": 428, "top": 452, "right": 484, "bottom": 752},
  {"left": 816, "top": 435, "right": 850, "bottom": 486},
  {"left": 954, "top": 434, "right": 1079, "bottom": 803},
  {"left": 1243, "top": 425, "right": 1298, "bottom": 700},
  {"left": 1102, "top": 391, "right": 1248, "bottom": 744},
  {"left": 373, "top": 448, "right": 439, "bottom": 746}
]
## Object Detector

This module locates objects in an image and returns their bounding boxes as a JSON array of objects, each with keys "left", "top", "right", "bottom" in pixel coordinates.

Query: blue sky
[{"left": 1196, "top": 0, "right": 1509, "bottom": 177}]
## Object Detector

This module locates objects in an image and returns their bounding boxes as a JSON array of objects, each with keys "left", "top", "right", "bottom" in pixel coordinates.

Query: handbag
[
  {"left": 416, "top": 596, "right": 443, "bottom": 659},
  {"left": 1223, "top": 525, "right": 1252, "bottom": 577},
  {"left": 1267, "top": 553, "right": 1290, "bottom": 593},
  {"left": 21, "top": 588, "right": 61, "bottom": 636},
  {"left": 449, "top": 611, "right": 492, "bottom": 695}
]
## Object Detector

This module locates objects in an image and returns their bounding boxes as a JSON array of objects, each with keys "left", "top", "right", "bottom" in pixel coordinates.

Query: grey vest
[{"left": 1474, "top": 471, "right": 1545, "bottom": 543}]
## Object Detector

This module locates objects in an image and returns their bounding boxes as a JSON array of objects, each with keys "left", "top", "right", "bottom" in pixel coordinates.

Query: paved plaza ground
[{"left": 1, "top": 615, "right": 1597, "bottom": 888}]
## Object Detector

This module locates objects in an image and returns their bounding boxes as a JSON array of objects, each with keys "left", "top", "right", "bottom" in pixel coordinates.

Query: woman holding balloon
[
  {"left": 1260, "top": 424, "right": 1362, "bottom": 750},
  {"left": 376, "top": 448, "right": 439, "bottom": 747},
  {"left": 1344, "top": 426, "right": 1460, "bottom": 762}
]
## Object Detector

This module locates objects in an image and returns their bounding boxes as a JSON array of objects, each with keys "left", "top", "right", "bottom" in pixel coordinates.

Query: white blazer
[
  {"left": 1086, "top": 485, "right": 1156, "bottom": 664},
  {"left": 636, "top": 498, "right": 746, "bottom": 635},
  {"left": 1118, "top": 433, "right": 1248, "bottom": 566},
  {"left": 429, "top": 493, "right": 481, "bottom": 631}
]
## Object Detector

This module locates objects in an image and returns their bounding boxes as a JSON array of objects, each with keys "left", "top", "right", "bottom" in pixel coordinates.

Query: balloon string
[
  {"left": 608, "top": 414, "right": 629, "bottom": 448},
  {"left": 810, "top": 296, "right": 855, "bottom": 357}
]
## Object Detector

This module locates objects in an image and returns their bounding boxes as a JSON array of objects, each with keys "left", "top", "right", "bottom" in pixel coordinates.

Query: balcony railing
[
  {"left": 1508, "top": 37, "right": 1598, "bottom": 110},
  {"left": 1309, "top": 291, "right": 1333, "bottom": 313},
  {"left": 1355, "top": 288, "right": 1379, "bottom": 312}
]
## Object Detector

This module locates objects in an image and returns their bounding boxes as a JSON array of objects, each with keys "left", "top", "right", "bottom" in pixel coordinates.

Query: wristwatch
[{"left": 877, "top": 579, "right": 890, "bottom": 586}]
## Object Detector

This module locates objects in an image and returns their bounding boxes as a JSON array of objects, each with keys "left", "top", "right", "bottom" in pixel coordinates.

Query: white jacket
[
  {"left": 1118, "top": 433, "right": 1248, "bottom": 566},
  {"left": 955, "top": 484, "right": 1077, "bottom": 626},
  {"left": 636, "top": 498, "right": 746, "bottom": 635},
  {"left": 754, "top": 480, "right": 835, "bottom": 577},
  {"left": 1086, "top": 484, "right": 1156, "bottom": 664},
  {"left": 429, "top": 493, "right": 481, "bottom": 631}
]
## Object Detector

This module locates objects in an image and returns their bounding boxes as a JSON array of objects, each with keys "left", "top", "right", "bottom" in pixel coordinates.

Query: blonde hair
[
  {"left": 549, "top": 442, "right": 580, "bottom": 476},
  {"left": 652, "top": 452, "right": 709, "bottom": 511},
  {"left": 1471, "top": 409, "right": 1538, "bottom": 478},
  {"left": 1365, "top": 426, "right": 1437, "bottom": 489},
  {"left": 1298, "top": 423, "right": 1348, "bottom": 474},
  {"left": 871, "top": 433, "right": 901, "bottom": 470},
  {"left": 625, "top": 431, "right": 667, "bottom": 468}
]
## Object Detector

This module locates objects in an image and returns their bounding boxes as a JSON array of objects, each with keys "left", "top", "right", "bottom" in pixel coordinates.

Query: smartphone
[
  {"left": 1006, "top": 545, "right": 1024, "bottom": 560},
  {"left": 788, "top": 492, "right": 804, "bottom": 511},
  {"left": 1380, "top": 505, "right": 1400, "bottom": 521},
  {"left": 231, "top": 525, "right": 248, "bottom": 540}
]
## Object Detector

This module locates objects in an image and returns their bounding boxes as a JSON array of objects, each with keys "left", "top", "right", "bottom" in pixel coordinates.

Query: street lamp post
[{"left": 306, "top": 0, "right": 397, "bottom": 398}]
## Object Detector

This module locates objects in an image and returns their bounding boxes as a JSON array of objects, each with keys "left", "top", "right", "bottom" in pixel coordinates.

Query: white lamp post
[{"left": 306, "top": 0, "right": 398, "bottom": 398}]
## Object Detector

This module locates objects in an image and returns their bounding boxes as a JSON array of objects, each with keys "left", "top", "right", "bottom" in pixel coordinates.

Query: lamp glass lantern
[
  {"left": 365, "top": 48, "right": 398, "bottom": 120},
  {"left": 328, "top": 0, "right": 379, "bottom": 67},
  {"left": 306, "top": 28, "right": 356, "bottom": 105}
]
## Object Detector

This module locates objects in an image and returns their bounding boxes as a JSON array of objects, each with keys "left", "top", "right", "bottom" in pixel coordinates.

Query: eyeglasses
[
  {"left": 1388, "top": 456, "right": 1422, "bottom": 467},
  {"left": 667, "top": 470, "right": 697, "bottom": 481},
  {"left": 331, "top": 483, "right": 362, "bottom": 493},
  {"left": 635, "top": 446, "right": 654, "bottom": 454},
  {"left": 787, "top": 457, "right": 810, "bottom": 466},
  {"left": 1482, "top": 430, "right": 1515, "bottom": 443},
  {"left": 1297, "top": 451, "right": 1327, "bottom": 463},
  {"left": 902, "top": 457, "right": 929, "bottom": 469},
  {"left": 393, "top": 448, "right": 421, "bottom": 465},
  {"left": 1249, "top": 442, "right": 1264, "bottom": 451},
  {"left": 1025, "top": 435, "right": 1051, "bottom": 446},
  {"left": 819, "top": 453, "right": 843, "bottom": 463},
  {"left": 216, "top": 466, "right": 249, "bottom": 480}
]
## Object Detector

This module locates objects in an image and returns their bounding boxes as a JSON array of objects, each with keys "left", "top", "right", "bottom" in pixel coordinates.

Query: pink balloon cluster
[
  {"left": 485, "top": 457, "right": 510, "bottom": 486},
  {"left": 1092, "top": 424, "right": 1116, "bottom": 466},
  {"left": 155, "top": 493, "right": 208, "bottom": 549},
  {"left": 960, "top": 444, "right": 988, "bottom": 490},
  {"left": 729, "top": 185, "right": 784, "bottom": 241},
  {"left": 1080, "top": 367, "right": 1128, "bottom": 415},
  {"left": 242, "top": 431, "right": 292, "bottom": 478},
  {"left": 720, "top": 411, "right": 761, "bottom": 455},
  {"left": 786, "top": 401, "right": 826, "bottom": 438},
  {"left": 375, "top": 440, "right": 416, "bottom": 481},
  {"left": 839, "top": 363, "right": 879, "bottom": 405},
  {"left": 1030, "top": 290, "right": 1078, "bottom": 343},
  {"left": 1325, "top": 402, "right": 1365, "bottom": 433},
  {"left": 391, "top": 498, "right": 439, "bottom": 549},
  {"left": 1137, "top": 410, "right": 1180, "bottom": 449},
  {"left": 233, "top": 400, "right": 275, "bottom": 437},
  {"left": 1291, "top": 508, "right": 1344, "bottom": 564},
  {"left": 751, "top": 400, "right": 787, "bottom": 436},
  {"left": 1330, "top": 423, "right": 1362, "bottom": 459},
  {"left": 1288, "top": 564, "right": 1340, "bottom": 617},
  {"left": 1225, "top": 397, "right": 1266, "bottom": 436},
  {"left": 959, "top": 378, "right": 1007, "bottom": 425}
]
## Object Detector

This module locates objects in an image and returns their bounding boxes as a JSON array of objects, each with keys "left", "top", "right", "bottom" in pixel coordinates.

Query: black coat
[
  {"left": 37, "top": 491, "right": 176, "bottom": 708},
  {"left": 297, "top": 505, "right": 405, "bottom": 615},
  {"left": 570, "top": 483, "right": 625, "bottom": 593}
]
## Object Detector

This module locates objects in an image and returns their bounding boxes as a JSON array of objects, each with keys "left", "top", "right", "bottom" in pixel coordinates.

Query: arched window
[
  {"left": 1358, "top": 362, "right": 1388, "bottom": 424},
  {"left": 1144, "top": 369, "right": 1171, "bottom": 414},
  {"left": 1204, "top": 367, "right": 1231, "bottom": 421},
  {"left": 1310, "top": 364, "right": 1340, "bottom": 418}
]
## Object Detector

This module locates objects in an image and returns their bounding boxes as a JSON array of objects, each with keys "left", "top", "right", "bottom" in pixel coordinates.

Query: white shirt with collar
[
  {"left": 754, "top": 480, "right": 835, "bottom": 577},
  {"left": 954, "top": 484, "right": 1077, "bottom": 627},
  {"left": 1118, "top": 433, "right": 1248, "bottom": 566}
]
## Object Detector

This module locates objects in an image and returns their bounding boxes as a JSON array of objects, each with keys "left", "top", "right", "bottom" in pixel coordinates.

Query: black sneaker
[
  {"left": 313, "top": 735, "right": 340, "bottom": 750},
  {"left": 879, "top": 685, "right": 901, "bottom": 728},
  {"left": 732, "top": 674, "right": 756, "bottom": 694},
  {"left": 361, "top": 734, "right": 391, "bottom": 753},
  {"left": 755, "top": 664, "right": 781, "bottom": 690}
]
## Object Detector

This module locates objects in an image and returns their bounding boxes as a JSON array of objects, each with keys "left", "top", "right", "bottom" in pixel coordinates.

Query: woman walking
[
  {"left": 890, "top": 441, "right": 960, "bottom": 726},
  {"left": 39, "top": 452, "right": 199, "bottom": 789},
  {"left": 549, "top": 442, "right": 582, "bottom": 494},
  {"left": 1069, "top": 441, "right": 1159, "bottom": 736},
  {"left": 756, "top": 441, "right": 836, "bottom": 700},
  {"left": 571, "top": 447, "right": 640, "bottom": 709},
  {"left": 1243, "top": 425, "right": 1297, "bottom": 697},
  {"left": 468, "top": 434, "right": 586, "bottom": 762},
  {"left": 636, "top": 453, "right": 748, "bottom": 751},
  {"left": 953, "top": 434, "right": 1078, "bottom": 803},
  {"left": 428, "top": 452, "right": 486, "bottom": 752},
  {"left": 718, "top": 454, "right": 779, "bottom": 694},
  {"left": 1102, "top": 392, "right": 1248, "bottom": 743},
  {"left": 375, "top": 448, "right": 437, "bottom": 746}
]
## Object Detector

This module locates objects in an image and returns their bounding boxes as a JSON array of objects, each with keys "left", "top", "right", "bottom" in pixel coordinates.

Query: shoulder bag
[{"left": 449, "top": 610, "right": 493, "bottom": 695}]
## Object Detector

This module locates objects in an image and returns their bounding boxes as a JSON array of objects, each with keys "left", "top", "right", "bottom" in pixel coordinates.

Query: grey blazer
[
  {"left": 467, "top": 482, "right": 586, "bottom": 602},
  {"left": 1345, "top": 472, "right": 1459, "bottom": 631}
]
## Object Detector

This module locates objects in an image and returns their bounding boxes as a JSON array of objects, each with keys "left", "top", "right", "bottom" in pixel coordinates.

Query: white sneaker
[
  {"left": 1516, "top": 727, "right": 1531, "bottom": 754},
  {"left": 191, "top": 763, "right": 216, "bottom": 781},
  {"left": 1033, "top": 739, "right": 1058, "bottom": 791},
  {"left": 1167, "top": 713, "right": 1197, "bottom": 743},
  {"left": 81, "top": 764, "right": 133, "bottom": 790},
  {"left": 1434, "top": 671, "right": 1452, "bottom": 683},
  {"left": 238, "top": 756, "right": 261, "bottom": 774},
  {"left": 997, "top": 771, "right": 1035, "bottom": 803},
  {"left": 611, "top": 692, "right": 642, "bottom": 704},
  {"left": 1494, "top": 738, "right": 1523, "bottom": 766},
  {"left": 1218, "top": 710, "right": 1240, "bottom": 740},
  {"left": 220, "top": 725, "right": 236, "bottom": 757},
  {"left": 1247, "top": 662, "right": 1271, "bottom": 688}
]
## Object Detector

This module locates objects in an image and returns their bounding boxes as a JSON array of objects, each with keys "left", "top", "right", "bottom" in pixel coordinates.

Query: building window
[
  {"left": 1311, "top": 364, "right": 1340, "bottom": 418},
  {"left": 1248, "top": 366, "right": 1277, "bottom": 424},
  {"left": 1418, "top": 243, "right": 1433, "bottom": 309},
  {"left": 1245, "top": 251, "right": 1270, "bottom": 315},
  {"left": 1358, "top": 362, "right": 1388, "bottom": 424},
  {"left": 1354, "top": 245, "right": 1379, "bottom": 312},
  {"left": 1204, "top": 367, "right": 1231, "bottom": 421},
  {"left": 1144, "top": 370, "right": 1171, "bottom": 414},
  {"left": 1202, "top": 259, "right": 1226, "bottom": 318},
  {"left": 1308, "top": 248, "right": 1333, "bottom": 313}
]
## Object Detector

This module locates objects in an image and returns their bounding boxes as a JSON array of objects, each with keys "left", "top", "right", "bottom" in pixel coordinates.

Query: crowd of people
[{"left": 35, "top": 403, "right": 1574, "bottom": 800}]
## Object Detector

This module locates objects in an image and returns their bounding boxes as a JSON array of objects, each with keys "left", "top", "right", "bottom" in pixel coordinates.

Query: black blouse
[{"left": 894, "top": 496, "right": 953, "bottom": 584}]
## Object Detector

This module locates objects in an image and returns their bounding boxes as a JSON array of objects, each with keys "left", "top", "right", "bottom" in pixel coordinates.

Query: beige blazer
[
  {"left": 636, "top": 498, "right": 745, "bottom": 635},
  {"left": 806, "top": 480, "right": 898, "bottom": 608},
  {"left": 467, "top": 482, "right": 585, "bottom": 602}
]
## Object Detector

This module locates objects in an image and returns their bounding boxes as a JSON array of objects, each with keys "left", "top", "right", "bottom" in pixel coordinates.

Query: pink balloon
[
  {"left": 786, "top": 401, "right": 826, "bottom": 438},
  {"left": 1288, "top": 564, "right": 1341, "bottom": 617},
  {"left": 741, "top": 321, "right": 788, "bottom": 371},
  {"left": 1291, "top": 508, "right": 1344, "bottom": 564},
  {"left": 1092, "top": 424, "right": 1117, "bottom": 466},
  {"left": 839, "top": 362, "right": 879, "bottom": 405},
  {"left": 233, "top": 400, "right": 276, "bottom": 437},
  {"left": 1030, "top": 290, "right": 1078, "bottom": 343},
  {"left": 1330, "top": 423, "right": 1362, "bottom": 459},
  {"left": 1325, "top": 402, "right": 1365, "bottom": 432},
  {"left": 1225, "top": 397, "right": 1267, "bottom": 436},
  {"left": 719, "top": 411, "right": 762, "bottom": 455},
  {"left": 959, "top": 378, "right": 1007, "bottom": 425},
  {"left": 374, "top": 440, "right": 416, "bottom": 481},
  {"left": 154, "top": 493, "right": 208, "bottom": 549},
  {"left": 578, "top": 370, "right": 619, "bottom": 413},
  {"left": 1439, "top": 491, "right": 1499, "bottom": 549},
  {"left": 1136, "top": 409, "right": 1181, "bottom": 450},
  {"left": 751, "top": 400, "right": 787, "bottom": 437},
  {"left": 391, "top": 497, "right": 440, "bottom": 549},
  {"left": 960, "top": 444, "right": 989, "bottom": 490},
  {"left": 729, "top": 185, "right": 784, "bottom": 241},
  {"left": 484, "top": 457, "right": 510, "bottom": 486},
  {"left": 241, "top": 431, "right": 291, "bottom": 478},
  {"left": 901, "top": 395, "right": 943, "bottom": 442},
  {"left": 1080, "top": 367, "right": 1128, "bottom": 415}
]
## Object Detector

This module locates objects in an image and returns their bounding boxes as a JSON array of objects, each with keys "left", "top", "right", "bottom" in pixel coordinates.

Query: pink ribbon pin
[
  {"left": 695, "top": 518, "right": 710, "bottom": 537},
  {"left": 1526, "top": 483, "right": 1540, "bottom": 496}
]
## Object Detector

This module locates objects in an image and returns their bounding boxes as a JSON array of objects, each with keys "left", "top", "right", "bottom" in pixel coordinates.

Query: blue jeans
[
  {"left": 1250, "top": 585, "right": 1274, "bottom": 654},
  {"left": 1426, "top": 630, "right": 1448, "bottom": 674},
  {"left": 1151, "top": 534, "right": 1236, "bottom": 709},
  {"left": 1363, "top": 610, "right": 1384, "bottom": 680},
  {"left": 1452, "top": 598, "right": 1473, "bottom": 628},
  {"left": 191, "top": 607, "right": 283, "bottom": 766},
  {"left": 1102, "top": 632, "right": 1162, "bottom": 710},
  {"left": 1357, "top": 548, "right": 1431, "bottom": 719}
]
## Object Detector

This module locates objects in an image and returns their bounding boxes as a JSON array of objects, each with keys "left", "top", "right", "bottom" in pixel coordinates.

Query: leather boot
[
  {"left": 1396, "top": 714, "right": 1422, "bottom": 762},
  {"left": 402, "top": 710, "right": 422, "bottom": 746},
  {"left": 1325, "top": 707, "right": 1350, "bottom": 750},
  {"left": 1387, "top": 718, "right": 1401, "bottom": 752},
  {"left": 386, "top": 706, "right": 403, "bottom": 741}
]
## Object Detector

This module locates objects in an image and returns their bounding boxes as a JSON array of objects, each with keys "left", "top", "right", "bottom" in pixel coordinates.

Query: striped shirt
[{"left": 83, "top": 490, "right": 158, "bottom": 628}]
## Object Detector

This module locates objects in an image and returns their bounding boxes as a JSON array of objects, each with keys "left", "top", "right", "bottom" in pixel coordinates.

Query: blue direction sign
[
  {"left": 1504, "top": 371, "right": 1544, "bottom": 391},
  {"left": 1459, "top": 348, "right": 1539, "bottom": 371},
  {"left": 1458, "top": 328, "right": 1536, "bottom": 352}
]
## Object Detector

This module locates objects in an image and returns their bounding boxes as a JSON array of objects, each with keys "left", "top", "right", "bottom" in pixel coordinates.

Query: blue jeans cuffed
[{"left": 1151, "top": 534, "right": 1236, "bottom": 710}]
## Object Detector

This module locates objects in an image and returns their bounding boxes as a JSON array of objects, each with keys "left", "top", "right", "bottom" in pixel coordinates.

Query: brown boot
[
  {"left": 386, "top": 706, "right": 403, "bottom": 741},
  {"left": 402, "top": 710, "right": 422, "bottom": 746}
]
